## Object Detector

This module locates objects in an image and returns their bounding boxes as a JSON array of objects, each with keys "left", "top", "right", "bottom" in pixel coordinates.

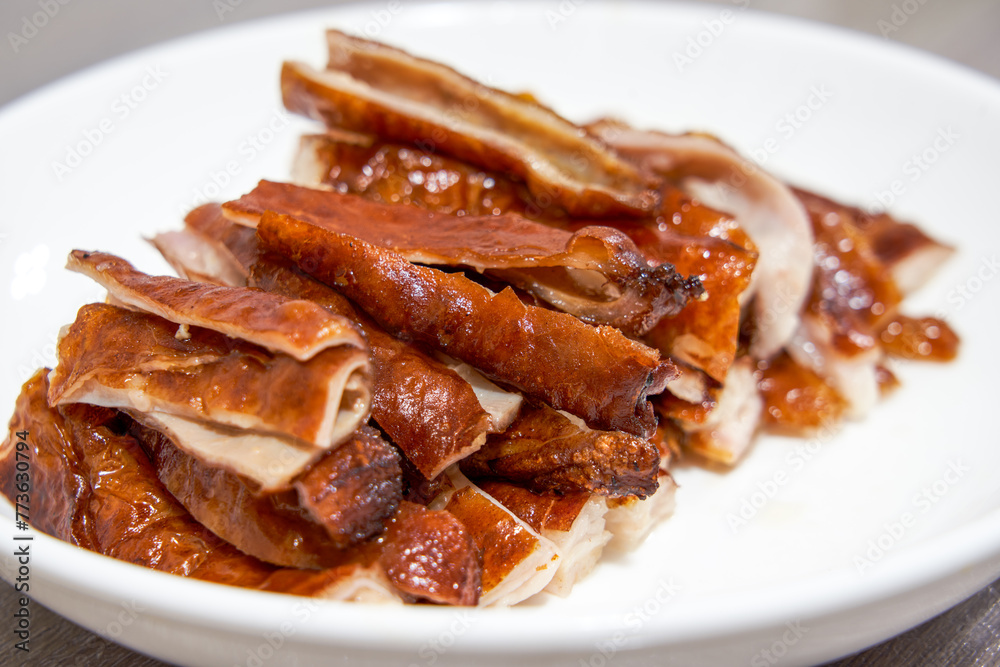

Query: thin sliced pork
[
  {"left": 590, "top": 121, "right": 813, "bottom": 359},
  {"left": 281, "top": 30, "right": 658, "bottom": 217},
  {"left": 225, "top": 180, "right": 702, "bottom": 336},
  {"left": 461, "top": 403, "right": 660, "bottom": 498},
  {"left": 49, "top": 303, "right": 370, "bottom": 454},
  {"left": 66, "top": 249, "right": 364, "bottom": 361},
  {"left": 256, "top": 210, "right": 675, "bottom": 438}
]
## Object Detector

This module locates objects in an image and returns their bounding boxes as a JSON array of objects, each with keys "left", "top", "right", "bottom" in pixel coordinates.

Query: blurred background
[{"left": 0, "top": 0, "right": 997, "bottom": 108}]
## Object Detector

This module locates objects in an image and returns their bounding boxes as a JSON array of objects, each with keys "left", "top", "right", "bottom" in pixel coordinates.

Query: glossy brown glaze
[
  {"left": 1, "top": 372, "right": 421, "bottom": 598},
  {"left": 294, "top": 425, "right": 402, "bottom": 549},
  {"left": 257, "top": 211, "right": 674, "bottom": 438},
  {"left": 249, "top": 253, "right": 496, "bottom": 479},
  {"left": 225, "top": 180, "right": 702, "bottom": 336},
  {"left": 131, "top": 422, "right": 346, "bottom": 568},
  {"left": 281, "top": 31, "right": 659, "bottom": 217},
  {"left": 877, "top": 315, "right": 959, "bottom": 362},
  {"left": 477, "top": 481, "right": 591, "bottom": 534},
  {"left": 376, "top": 501, "right": 481, "bottom": 605},
  {"left": 1, "top": 370, "right": 274, "bottom": 584},
  {"left": 49, "top": 302, "right": 370, "bottom": 451},
  {"left": 67, "top": 249, "right": 365, "bottom": 361},
  {"left": 132, "top": 421, "right": 401, "bottom": 567},
  {"left": 294, "top": 133, "right": 547, "bottom": 219},
  {"left": 756, "top": 352, "right": 846, "bottom": 435},
  {"left": 443, "top": 486, "right": 543, "bottom": 596},
  {"left": 461, "top": 403, "right": 660, "bottom": 498},
  {"left": 607, "top": 189, "right": 757, "bottom": 381},
  {"left": 795, "top": 189, "right": 904, "bottom": 357}
]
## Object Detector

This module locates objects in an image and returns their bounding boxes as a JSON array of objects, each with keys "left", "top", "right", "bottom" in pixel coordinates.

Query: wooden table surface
[{"left": 1, "top": 1, "right": 998, "bottom": 665}]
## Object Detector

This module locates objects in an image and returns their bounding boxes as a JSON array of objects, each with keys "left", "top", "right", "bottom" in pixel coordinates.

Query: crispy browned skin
[
  {"left": 67, "top": 250, "right": 365, "bottom": 361},
  {"left": 1, "top": 371, "right": 476, "bottom": 600},
  {"left": 792, "top": 190, "right": 902, "bottom": 357},
  {"left": 477, "top": 481, "right": 591, "bottom": 534},
  {"left": 257, "top": 211, "right": 673, "bottom": 437},
  {"left": 876, "top": 315, "right": 959, "bottom": 362},
  {"left": 130, "top": 422, "right": 345, "bottom": 568},
  {"left": 295, "top": 133, "right": 552, "bottom": 220},
  {"left": 375, "top": 501, "right": 481, "bottom": 605},
  {"left": 131, "top": 422, "right": 401, "bottom": 568},
  {"left": 173, "top": 207, "right": 497, "bottom": 479},
  {"left": 756, "top": 352, "right": 846, "bottom": 435},
  {"left": 281, "top": 31, "right": 659, "bottom": 218},
  {"left": 49, "top": 302, "right": 368, "bottom": 450},
  {"left": 294, "top": 425, "right": 402, "bottom": 549},
  {"left": 607, "top": 189, "right": 757, "bottom": 382},
  {"left": 461, "top": 403, "right": 660, "bottom": 499},
  {"left": 225, "top": 181, "right": 701, "bottom": 335},
  {"left": 442, "top": 486, "right": 544, "bottom": 596},
  {"left": 184, "top": 203, "right": 261, "bottom": 271},
  {"left": 0, "top": 370, "right": 276, "bottom": 586},
  {"left": 249, "top": 253, "right": 496, "bottom": 479}
]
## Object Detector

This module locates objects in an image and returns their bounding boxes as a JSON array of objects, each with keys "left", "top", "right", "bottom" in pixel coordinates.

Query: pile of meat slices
[{"left": 1, "top": 30, "right": 959, "bottom": 607}]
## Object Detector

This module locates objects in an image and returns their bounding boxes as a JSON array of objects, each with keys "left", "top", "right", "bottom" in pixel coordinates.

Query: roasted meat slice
[
  {"left": 256, "top": 210, "right": 675, "bottom": 438},
  {"left": 47, "top": 303, "right": 370, "bottom": 490},
  {"left": 795, "top": 188, "right": 955, "bottom": 297},
  {"left": 281, "top": 30, "right": 659, "bottom": 218},
  {"left": 478, "top": 481, "right": 610, "bottom": 597},
  {"left": 292, "top": 133, "right": 548, "bottom": 220},
  {"left": 590, "top": 121, "right": 814, "bottom": 359},
  {"left": 605, "top": 470, "right": 678, "bottom": 551},
  {"left": 66, "top": 249, "right": 364, "bottom": 361},
  {"left": 605, "top": 194, "right": 757, "bottom": 382},
  {"left": 431, "top": 470, "right": 558, "bottom": 606},
  {"left": 131, "top": 421, "right": 401, "bottom": 568},
  {"left": 656, "top": 357, "right": 763, "bottom": 466},
  {"left": 154, "top": 205, "right": 521, "bottom": 478},
  {"left": 0, "top": 370, "right": 400, "bottom": 601},
  {"left": 224, "top": 180, "right": 702, "bottom": 336},
  {"left": 249, "top": 253, "right": 522, "bottom": 478},
  {"left": 374, "top": 501, "right": 481, "bottom": 605},
  {"left": 461, "top": 403, "right": 660, "bottom": 498},
  {"left": 757, "top": 351, "right": 846, "bottom": 435}
]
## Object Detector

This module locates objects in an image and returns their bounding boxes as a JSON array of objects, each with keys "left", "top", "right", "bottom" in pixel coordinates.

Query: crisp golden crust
[
  {"left": 257, "top": 211, "right": 674, "bottom": 438},
  {"left": 249, "top": 253, "right": 498, "bottom": 479},
  {"left": 225, "top": 180, "right": 702, "bottom": 336},
  {"left": 281, "top": 30, "right": 659, "bottom": 217},
  {"left": 462, "top": 403, "right": 660, "bottom": 499},
  {"left": 48, "top": 302, "right": 371, "bottom": 453},
  {"left": 67, "top": 249, "right": 365, "bottom": 361}
]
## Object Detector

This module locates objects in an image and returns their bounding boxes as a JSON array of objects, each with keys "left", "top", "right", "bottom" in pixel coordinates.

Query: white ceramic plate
[{"left": 2, "top": 2, "right": 999, "bottom": 665}]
